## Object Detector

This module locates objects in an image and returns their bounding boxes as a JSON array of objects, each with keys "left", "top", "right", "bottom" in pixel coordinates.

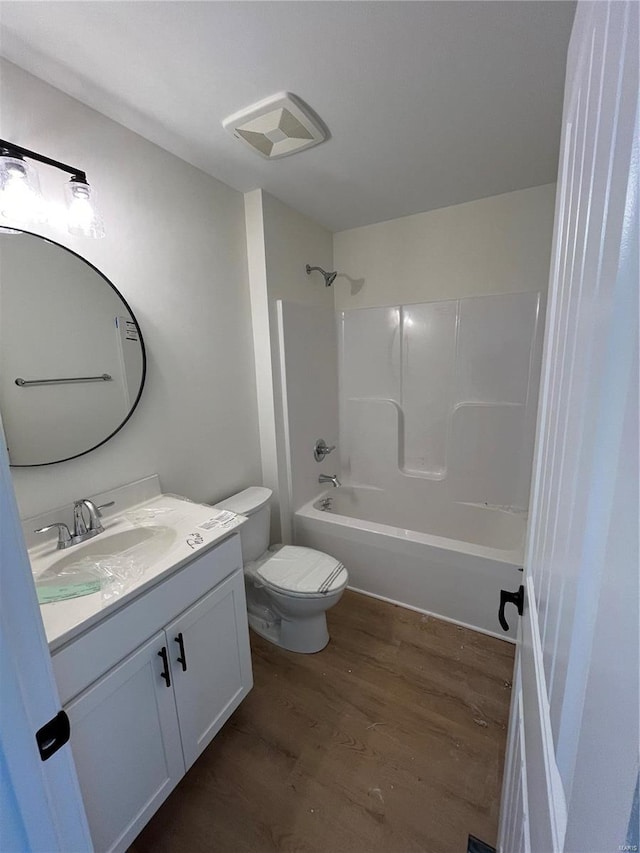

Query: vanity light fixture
[{"left": 0, "top": 139, "right": 105, "bottom": 238}]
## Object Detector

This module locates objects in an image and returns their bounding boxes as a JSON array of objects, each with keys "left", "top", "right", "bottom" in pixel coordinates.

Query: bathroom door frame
[
  {"left": 498, "top": 1, "right": 638, "bottom": 850},
  {"left": 0, "top": 428, "right": 92, "bottom": 851}
]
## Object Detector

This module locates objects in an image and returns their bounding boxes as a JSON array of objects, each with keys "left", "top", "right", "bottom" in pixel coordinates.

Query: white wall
[
  {"left": 1, "top": 60, "right": 261, "bottom": 517},
  {"left": 333, "top": 184, "right": 556, "bottom": 309},
  {"left": 244, "top": 190, "right": 335, "bottom": 541}
]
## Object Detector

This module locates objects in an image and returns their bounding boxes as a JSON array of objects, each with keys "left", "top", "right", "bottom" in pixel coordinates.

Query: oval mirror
[{"left": 0, "top": 229, "right": 146, "bottom": 466}]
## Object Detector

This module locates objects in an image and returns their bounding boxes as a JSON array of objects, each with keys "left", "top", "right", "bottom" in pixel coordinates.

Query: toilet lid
[{"left": 255, "top": 546, "right": 347, "bottom": 595}]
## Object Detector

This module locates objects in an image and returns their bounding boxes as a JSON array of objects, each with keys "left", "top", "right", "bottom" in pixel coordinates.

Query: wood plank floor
[{"left": 130, "top": 591, "right": 515, "bottom": 853}]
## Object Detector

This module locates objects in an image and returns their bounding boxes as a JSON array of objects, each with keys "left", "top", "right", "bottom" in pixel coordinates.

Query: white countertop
[{"left": 30, "top": 493, "right": 246, "bottom": 651}]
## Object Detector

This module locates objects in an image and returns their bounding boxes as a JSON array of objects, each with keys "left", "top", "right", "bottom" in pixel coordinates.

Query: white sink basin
[
  {"left": 27, "top": 488, "right": 247, "bottom": 648},
  {"left": 42, "top": 525, "right": 177, "bottom": 578}
]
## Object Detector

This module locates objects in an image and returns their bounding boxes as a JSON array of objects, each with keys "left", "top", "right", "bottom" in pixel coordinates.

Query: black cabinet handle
[
  {"left": 174, "top": 632, "right": 187, "bottom": 672},
  {"left": 158, "top": 646, "right": 171, "bottom": 687},
  {"left": 498, "top": 585, "right": 524, "bottom": 631}
]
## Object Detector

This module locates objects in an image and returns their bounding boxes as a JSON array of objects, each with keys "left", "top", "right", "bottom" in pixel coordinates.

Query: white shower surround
[
  {"left": 294, "top": 486, "right": 523, "bottom": 639},
  {"left": 279, "top": 290, "right": 543, "bottom": 638},
  {"left": 338, "top": 291, "right": 544, "bottom": 510}
]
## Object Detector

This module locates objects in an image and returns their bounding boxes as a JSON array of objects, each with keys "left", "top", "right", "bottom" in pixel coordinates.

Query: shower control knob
[{"left": 314, "top": 438, "right": 336, "bottom": 462}]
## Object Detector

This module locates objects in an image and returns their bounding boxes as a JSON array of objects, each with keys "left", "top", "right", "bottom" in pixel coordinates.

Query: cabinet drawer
[{"left": 53, "top": 533, "right": 242, "bottom": 704}]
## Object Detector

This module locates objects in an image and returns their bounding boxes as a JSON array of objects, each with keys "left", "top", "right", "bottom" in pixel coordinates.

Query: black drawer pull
[
  {"left": 158, "top": 646, "right": 171, "bottom": 687},
  {"left": 174, "top": 632, "right": 187, "bottom": 672}
]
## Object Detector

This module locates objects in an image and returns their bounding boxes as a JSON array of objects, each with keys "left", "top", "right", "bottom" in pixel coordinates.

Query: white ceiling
[{"left": 0, "top": 1, "right": 575, "bottom": 232}]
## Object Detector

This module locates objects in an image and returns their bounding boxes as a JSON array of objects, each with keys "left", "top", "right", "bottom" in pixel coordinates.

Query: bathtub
[{"left": 294, "top": 486, "right": 525, "bottom": 640}]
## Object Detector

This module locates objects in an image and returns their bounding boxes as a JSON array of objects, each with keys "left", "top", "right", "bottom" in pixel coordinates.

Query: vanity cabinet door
[
  {"left": 166, "top": 568, "right": 253, "bottom": 770},
  {"left": 65, "top": 631, "right": 185, "bottom": 853}
]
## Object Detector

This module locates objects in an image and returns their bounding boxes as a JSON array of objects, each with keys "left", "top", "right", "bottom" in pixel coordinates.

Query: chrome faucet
[
  {"left": 318, "top": 474, "right": 341, "bottom": 488},
  {"left": 73, "top": 499, "right": 115, "bottom": 540},
  {"left": 35, "top": 498, "right": 115, "bottom": 550}
]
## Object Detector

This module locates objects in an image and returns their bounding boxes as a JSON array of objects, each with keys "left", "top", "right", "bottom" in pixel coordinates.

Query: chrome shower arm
[{"left": 306, "top": 264, "right": 337, "bottom": 287}]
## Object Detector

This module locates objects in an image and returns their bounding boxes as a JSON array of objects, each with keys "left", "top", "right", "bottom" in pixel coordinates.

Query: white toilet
[{"left": 215, "top": 487, "right": 348, "bottom": 653}]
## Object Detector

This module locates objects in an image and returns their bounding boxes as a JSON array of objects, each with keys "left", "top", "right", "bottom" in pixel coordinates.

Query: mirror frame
[{"left": 3, "top": 228, "right": 147, "bottom": 467}]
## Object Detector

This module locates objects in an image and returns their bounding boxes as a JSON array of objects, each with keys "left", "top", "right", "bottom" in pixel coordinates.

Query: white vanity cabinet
[
  {"left": 166, "top": 571, "right": 250, "bottom": 771},
  {"left": 51, "top": 533, "right": 252, "bottom": 853},
  {"left": 64, "top": 631, "right": 185, "bottom": 853}
]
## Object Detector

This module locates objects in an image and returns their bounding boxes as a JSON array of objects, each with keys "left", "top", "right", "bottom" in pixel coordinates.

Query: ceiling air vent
[{"left": 222, "top": 93, "right": 327, "bottom": 160}]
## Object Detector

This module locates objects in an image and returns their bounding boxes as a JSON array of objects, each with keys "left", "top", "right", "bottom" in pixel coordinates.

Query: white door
[
  {"left": 0, "top": 428, "right": 93, "bottom": 852},
  {"left": 167, "top": 569, "right": 253, "bottom": 771},
  {"left": 65, "top": 631, "right": 185, "bottom": 853},
  {"left": 498, "top": 2, "right": 639, "bottom": 851}
]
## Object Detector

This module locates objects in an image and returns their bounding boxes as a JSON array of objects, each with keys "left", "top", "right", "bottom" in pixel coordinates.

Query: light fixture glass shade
[
  {"left": 65, "top": 179, "right": 105, "bottom": 238},
  {"left": 0, "top": 155, "right": 47, "bottom": 224}
]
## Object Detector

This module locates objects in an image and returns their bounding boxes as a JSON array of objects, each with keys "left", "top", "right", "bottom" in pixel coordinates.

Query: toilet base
[{"left": 248, "top": 609, "right": 330, "bottom": 654}]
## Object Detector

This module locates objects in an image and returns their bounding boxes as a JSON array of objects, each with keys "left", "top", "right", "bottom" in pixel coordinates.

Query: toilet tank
[{"left": 214, "top": 486, "right": 272, "bottom": 564}]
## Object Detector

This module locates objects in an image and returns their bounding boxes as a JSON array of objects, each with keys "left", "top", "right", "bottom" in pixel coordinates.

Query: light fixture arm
[{"left": 0, "top": 139, "right": 88, "bottom": 184}]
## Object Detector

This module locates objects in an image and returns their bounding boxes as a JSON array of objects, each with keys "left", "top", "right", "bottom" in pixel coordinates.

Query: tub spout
[{"left": 319, "top": 474, "right": 341, "bottom": 488}]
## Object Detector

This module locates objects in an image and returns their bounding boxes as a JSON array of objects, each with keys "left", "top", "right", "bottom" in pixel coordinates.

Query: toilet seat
[{"left": 248, "top": 545, "right": 347, "bottom": 598}]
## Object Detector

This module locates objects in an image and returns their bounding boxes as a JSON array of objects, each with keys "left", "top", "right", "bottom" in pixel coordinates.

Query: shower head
[{"left": 306, "top": 264, "right": 337, "bottom": 287}]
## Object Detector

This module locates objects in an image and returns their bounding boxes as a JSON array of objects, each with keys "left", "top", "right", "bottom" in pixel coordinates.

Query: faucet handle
[
  {"left": 314, "top": 439, "right": 336, "bottom": 462},
  {"left": 34, "top": 523, "right": 72, "bottom": 550},
  {"left": 91, "top": 501, "right": 114, "bottom": 530},
  {"left": 88, "top": 499, "right": 115, "bottom": 531}
]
